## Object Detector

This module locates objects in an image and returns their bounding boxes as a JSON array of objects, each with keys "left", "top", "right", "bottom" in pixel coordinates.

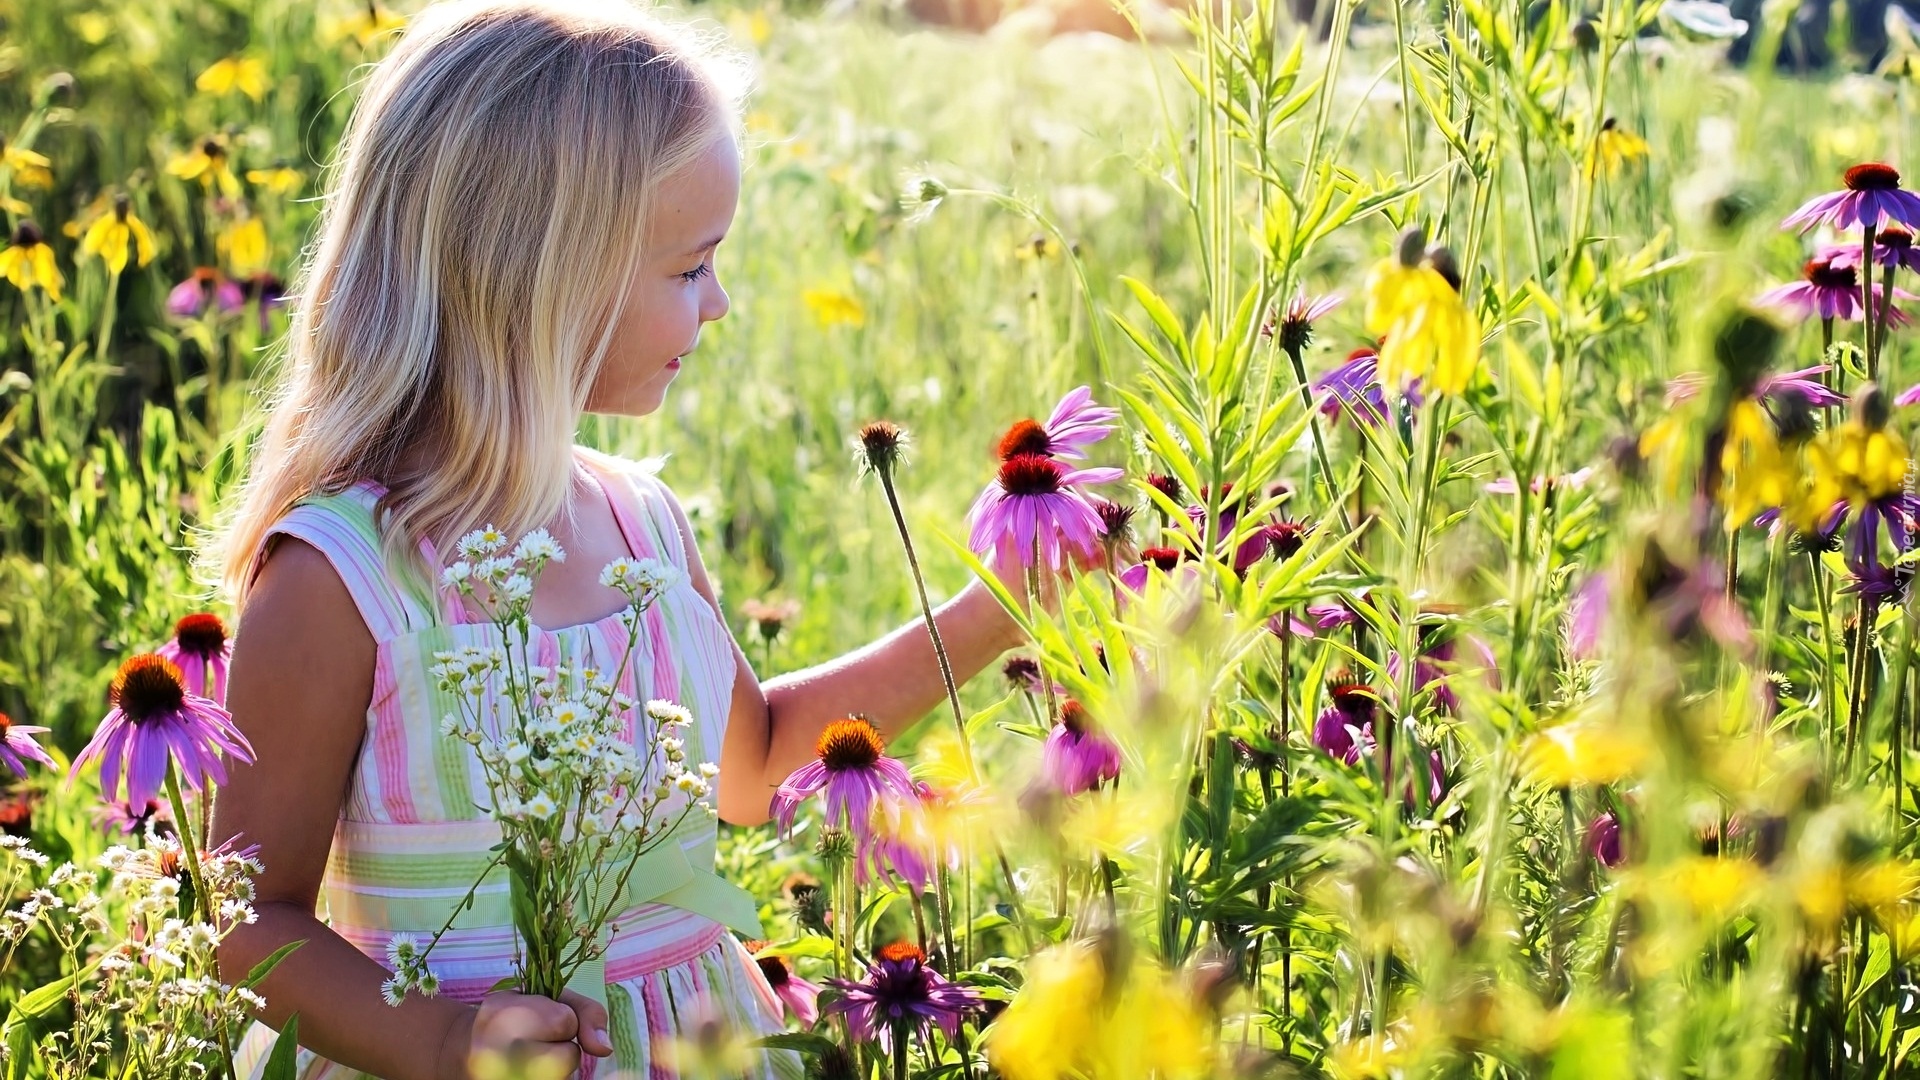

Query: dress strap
[
  {"left": 250, "top": 484, "right": 442, "bottom": 643},
  {"left": 576, "top": 448, "right": 690, "bottom": 574}
]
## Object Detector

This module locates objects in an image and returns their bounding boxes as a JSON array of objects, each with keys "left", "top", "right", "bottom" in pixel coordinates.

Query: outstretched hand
[{"left": 443, "top": 988, "right": 613, "bottom": 1080}]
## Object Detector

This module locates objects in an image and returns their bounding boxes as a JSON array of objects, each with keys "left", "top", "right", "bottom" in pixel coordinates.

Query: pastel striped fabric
[{"left": 232, "top": 447, "right": 802, "bottom": 1080}]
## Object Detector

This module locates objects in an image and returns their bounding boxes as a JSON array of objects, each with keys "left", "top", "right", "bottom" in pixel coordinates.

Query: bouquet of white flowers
[{"left": 382, "top": 527, "right": 718, "bottom": 1004}]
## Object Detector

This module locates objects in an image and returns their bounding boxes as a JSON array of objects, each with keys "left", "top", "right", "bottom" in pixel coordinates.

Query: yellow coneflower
[
  {"left": 1791, "top": 389, "right": 1909, "bottom": 531},
  {"left": 1586, "top": 117, "right": 1650, "bottom": 179},
  {"left": 1013, "top": 233, "right": 1060, "bottom": 261},
  {"left": 244, "top": 166, "right": 304, "bottom": 195},
  {"left": 0, "top": 221, "right": 63, "bottom": 301},
  {"left": 218, "top": 216, "right": 270, "bottom": 277},
  {"left": 1719, "top": 397, "right": 1796, "bottom": 528},
  {"left": 1363, "top": 228, "right": 1482, "bottom": 396},
  {"left": 802, "top": 287, "right": 865, "bottom": 329},
  {"left": 78, "top": 193, "right": 157, "bottom": 275},
  {"left": 1, "top": 141, "right": 53, "bottom": 189},
  {"left": 166, "top": 137, "right": 243, "bottom": 199},
  {"left": 195, "top": 56, "right": 271, "bottom": 102},
  {"left": 325, "top": 2, "right": 408, "bottom": 48},
  {"left": 1522, "top": 718, "right": 1648, "bottom": 787},
  {"left": 985, "top": 939, "right": 1211, "bottom": 1080}
]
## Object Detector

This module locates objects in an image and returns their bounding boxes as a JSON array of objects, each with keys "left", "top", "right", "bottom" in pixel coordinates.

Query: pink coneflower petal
[
  {"left": 0, "top": 714, "right": 55, "bottom": 777},
  {"left": 1042, "top": 386, "right": 1121, "bottom": 458}
]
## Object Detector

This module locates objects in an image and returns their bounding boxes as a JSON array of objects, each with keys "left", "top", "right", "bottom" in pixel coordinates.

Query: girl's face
[{"left": 586, "top": 134, "right": 740, "bottom": 417}]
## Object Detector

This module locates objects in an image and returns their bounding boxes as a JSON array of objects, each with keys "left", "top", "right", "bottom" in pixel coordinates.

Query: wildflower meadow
[{"left": 8, "top": 0, "right": 1920, "bottom": 1075}]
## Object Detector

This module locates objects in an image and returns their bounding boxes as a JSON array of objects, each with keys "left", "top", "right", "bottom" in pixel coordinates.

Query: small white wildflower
[
  {"left": 439, "top": 714, "right": 462, "bottom": 738},
  {"left": 235, "top": 987, "right": 268, "bottom": 1012},
  {"left": 600, "top": 558, "right": 639, "bottom": 589},
  {"left": 645, "top": 700, "right": 692, "bottom": 728},
  {"left": 525, "top": 793, "right": 559, "bottom": 819},
  {"left": 500, "top": 574, "right": 533, "bottom": 602},
  {"left": 512, "top": 529, "right": 565, "bottom": 566},
  {"left": 417, "top": 970, "right": 440, "bottom": 997},
  {"left": 381, "top": 976, "right": 406, "bottom": 1007},
  {"left": 386, "top": 933, "right": 422, "bottom": 969},
  {"left": 698, "top": 762, "right": 719, "bottom": 778},
  {"left": 441, "top": 561, "right": 473, "bottom": 589},
  {"left": 457, "top": 526, "right": 509, "bottom": 560}
]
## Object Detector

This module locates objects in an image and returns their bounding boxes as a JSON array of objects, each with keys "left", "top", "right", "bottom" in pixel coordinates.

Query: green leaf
[
  {"left": 261, "top": 1014, "right": 301, "bottom": 1080},
  {"left": 241, "top": 939, "right": 308, "bottom": 991},
  {"left": 755, "top": 1032, "right": 841, "bottom": 1057}
]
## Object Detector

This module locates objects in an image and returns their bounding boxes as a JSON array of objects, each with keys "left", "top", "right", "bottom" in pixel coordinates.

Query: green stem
[{"left": 877, "top": 467, "right": 977, "bottom": 778}]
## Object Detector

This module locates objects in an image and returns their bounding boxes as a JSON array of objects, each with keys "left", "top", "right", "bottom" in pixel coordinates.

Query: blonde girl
[{"left": 207, "top": 2, "right": 1024, "bottom": 1076}]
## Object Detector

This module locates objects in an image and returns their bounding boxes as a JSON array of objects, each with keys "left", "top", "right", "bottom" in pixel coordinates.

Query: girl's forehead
[{"left": 651, "top": 138, "right": 740, "bottom": 250}]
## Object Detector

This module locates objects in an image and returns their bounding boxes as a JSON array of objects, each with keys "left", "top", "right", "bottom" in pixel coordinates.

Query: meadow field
[{"left": 6, "top": 0, "right": 1920, "bottom": 1075}]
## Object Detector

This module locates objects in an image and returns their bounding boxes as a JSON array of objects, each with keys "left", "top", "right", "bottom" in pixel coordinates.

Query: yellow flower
[
  {"left": 1719, "top": 398, "right": 1796, "bottom": 530},
  {"left": 1586, "top": 117, "right": 1650, "bottom": 179},
  {"left": 2, "top": 143, "right": 53, "bottom": 189},
  {"left": 985, "top": 940, "right": 1210, "bottom": 1080},
  {"left": 196, "top": 56, "right": 271, "bottom": 102},
  {"left": 1014, "top": 233, "right": 1060, "bottom": 261},
  {"left": 245, "top": 167, "right": 305, "bottom": 195},
  {"left": 1363, "top": 231, "right": 1481, "bottom": 396},
  {"left": 1670, "top": 855, "right": 1761, "bottom": 918},
  {"left": 1328, "top": 1034, "right": 1403, "bottom": 1079},
  {"left": 219, "top": 217, "right": 270, "bottom": 277},
  {"left": 1, "top": 196, "right": 28, "bottom": 216},
  {"left": 325, "top": 3, "right": 408, "bottom": 47},
  {"left": 802, "top": 287, "right": 865, "bottom": 329},
  {"left": 727, "top": 8, "right": 773, "bottom": 46},
  {"left": 78, "top": 194, "right": 157, "bottom": 275},
  {"left": 1522, "top": 720, "right": 1647, "bottom": 787},
  {"left": 0, "top": 221, "right": 64, "bottom": 301},
  {"left": 167, "top": 137, "right": 243, "bottom": 200},
  {"left": 1796, "top": 418, "right": 1910, "bottom": 532}
]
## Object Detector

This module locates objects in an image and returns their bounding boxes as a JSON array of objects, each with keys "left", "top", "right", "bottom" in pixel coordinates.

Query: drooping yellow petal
[
  {"left": 1, "top": 241, "right": 64, "bottom": 301},
  {"left": 128, "top": 216, "right": 157, "bottom": 268},
  {"left": 220, "top": 218, "right": 269, "bottom": 277},
  {"left": 1, "top": 196, "right": 29, "bottom": 216},
  {"left": 245, "top": 167, "right": 305, "bottom": 195},
  {"left": 1720, "top": 399, "right": 1796, "bottom": 530},
  {"left": 81, "top": 215, "right": 132, "bottom": 274},
  {"left": 1364, "top": 257, "right": 1480, "bottom": 395},
  {"left": 196, "top": 57, "right": 272, "bottom": 101},
  {"left": 3, "top": 146, "right": 52, "bottom": 189}
]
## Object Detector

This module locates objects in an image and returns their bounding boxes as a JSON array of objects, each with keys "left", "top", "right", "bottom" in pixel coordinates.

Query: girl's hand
[{"left": 440, "top": 989, "right": 613, "bottom": 1080}]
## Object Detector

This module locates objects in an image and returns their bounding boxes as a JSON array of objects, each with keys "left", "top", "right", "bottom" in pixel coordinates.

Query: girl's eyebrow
[{"left": 681, "top": 234, "right": 726, "bottom": 258}]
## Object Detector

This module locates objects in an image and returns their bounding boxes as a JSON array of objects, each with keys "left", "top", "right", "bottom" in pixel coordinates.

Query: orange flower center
[
  {"left": 1060, "top": 699, "right": 1094, "bottom": 737},
  {"left": 756, "top": 955, "right": 790, "bottom": 986},
  {"left": 1846, "top": 163, "right": 1902, "bottom": 191},
  {"left": 173, "top": 612, "right": 228, "bottom": 656},
  {"left": 997, "top": 419, "right": 1052, "bottom": 460},
  {"left": 816, "top": 717, "right": 885, "bottom": 770},
  {"left": 877, "top": 941, "right": 925, "bottom": 965},
  {"left": 111, "top": 654, "right": 187, "bottom": 722}
]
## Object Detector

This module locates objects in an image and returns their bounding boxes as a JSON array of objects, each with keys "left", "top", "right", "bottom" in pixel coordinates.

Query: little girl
[{"left": 206, "top": 2, "right": 1025, "bottom": 1077}]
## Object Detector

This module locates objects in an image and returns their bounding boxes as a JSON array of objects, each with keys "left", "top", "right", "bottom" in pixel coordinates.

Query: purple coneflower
[
  {"left": 1389, "top": 627, "right": 1500, "bottom": 714},
  {"left": 1782, "top": 163, "right": 1920, "bottom": 233},
  {"left": 1828, "top": 225, "right": 1920, "bottom": 274},
  {"left": 1144, "top": 473, "right": 1184, "bottom": 506},
  {"left": 1842, "top": 491, "right": 1920, "bottom": 601},
  {"left": 1483, "top": 467, "right": 1597, "bottom": 495},
  {"left": 93, "top": 798, "right": 171, "bottom": 837},
  {"left": 1040, "top": 700, "right": 1122, "bottom": 795},
  {"left": 165, "top": 268, "right": 245, "bottom": 318},
  {"left": 1754, "top": 253, "right": 1915, "bottom": 323},
  {"left": 966, "top": 454, "right": 1122, "bottom": 572},
  {"left": 156, "top": 613, "right": 232, "bottom": 704},
  {"left": 1118, "top": 546, "right": 1185, "bottom": 593},
  {"left": 1305, "top": 600, "right": 1361, "bottom": 632},
  {"left": 1667, "top": 366, "right": 1846, "bottom": 410},
  {"left": 1566, "top": 573, "right": 1609, "bottom": 660},
  {"left": 0, "top": 711, "right": 54, "bottom": 778},
  {"left": 770, "top": 717, "right": 918, "bottom": 842},
  {"left": 825, "top": 942, "right": 980, "bottom": 1052},
  {"left": 1314, "top": 347, "right": 1394, "bottom": 427},
  {"left": 71, "top": 654, "right": 255, "bottom": 808},
  {"left": 1587, "top": 811, "right": 1624, "bottom": 868},
  {"left": 1313, "top": 681, "right": 1377, "bottom": 765},
  {"left": 994, "top": 386, "right": 1119, "bottom": 462},
  {"left": 747, "top": 944, "right": 824, "bottom": 1027},
  {"left": 1271, "top": 289, "right": 1343, "bottom": 352}
]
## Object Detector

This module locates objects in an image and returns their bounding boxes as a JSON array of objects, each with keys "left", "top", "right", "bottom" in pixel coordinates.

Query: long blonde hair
[{"left": 206, "top": 0, "right": 749, "bottom": 613}]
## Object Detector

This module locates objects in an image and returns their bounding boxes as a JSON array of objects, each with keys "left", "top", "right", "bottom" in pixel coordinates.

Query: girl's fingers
[{"left": 558, "top": 989, "right": 615, "bottom": 1057}]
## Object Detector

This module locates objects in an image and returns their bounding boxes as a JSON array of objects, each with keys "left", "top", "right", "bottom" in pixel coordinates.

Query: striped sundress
[{"left": 232, "top": 446, "right": 801, "bottom": 1080}]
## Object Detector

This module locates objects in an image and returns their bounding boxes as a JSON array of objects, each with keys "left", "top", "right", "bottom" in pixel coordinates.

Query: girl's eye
[{"left": 680, "top": 262, "right": 712, "bottom": 283}]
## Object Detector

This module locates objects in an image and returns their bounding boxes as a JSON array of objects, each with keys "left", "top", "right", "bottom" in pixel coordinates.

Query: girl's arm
[
  {"left": 656, "top": 491, "right": 1026, "bottom": 826},
  {"left": 211, "top": 539, "right": 478, "bottom": 1080}
]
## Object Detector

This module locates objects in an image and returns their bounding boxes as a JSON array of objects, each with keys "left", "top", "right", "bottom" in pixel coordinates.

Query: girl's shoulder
[{"left": 573, "top": 444, "right": 697, "bottom": 567}]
